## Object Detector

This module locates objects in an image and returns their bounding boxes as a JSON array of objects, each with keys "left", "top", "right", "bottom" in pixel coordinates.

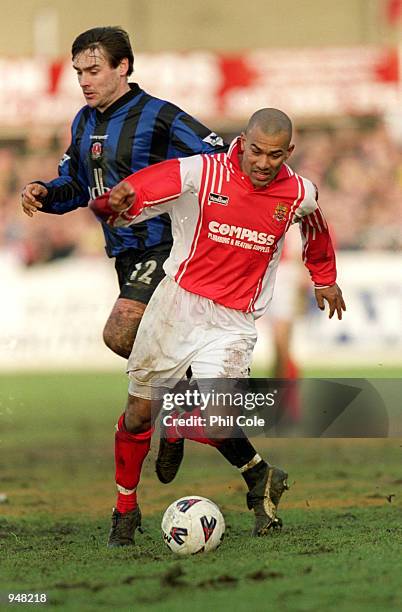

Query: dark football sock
[
  {"left": 215, "top": 429, "right": 258, "bottom": 468},
  {"left": 240, "top": 457, "right": 268, "bottom": 490}
]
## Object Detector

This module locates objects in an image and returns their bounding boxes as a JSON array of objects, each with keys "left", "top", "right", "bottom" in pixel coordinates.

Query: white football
[{"left": 161, "top": 495, "right": 225, "bottom": 555}]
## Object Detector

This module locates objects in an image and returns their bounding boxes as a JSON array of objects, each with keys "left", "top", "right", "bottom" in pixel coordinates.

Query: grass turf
[
  {"left": 1, "top": 371, "right": 402, "bottom": 611},
  {"left": 2, "top": 506, "right": 402, "bottom": 612}
]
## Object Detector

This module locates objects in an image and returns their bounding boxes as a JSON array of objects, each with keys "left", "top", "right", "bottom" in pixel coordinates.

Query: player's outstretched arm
[
  {"left": 314, "top": 283, "right": 346, "bottom": 320},
  {"left": 89, "top": 181, "right": 137, "bottom": 226},
  {"left": 91, "top": 157, "right": 197, "bottom": 226},
  {"left": 21, "top": 183, "right": 48, "bottom": 217}
]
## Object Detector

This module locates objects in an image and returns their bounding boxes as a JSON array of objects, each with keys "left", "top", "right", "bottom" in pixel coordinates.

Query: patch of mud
[
  {"left": 54, "top": 581, "right": 104, "bottom": 592},
  {"left": 197, "top": 574, "right": 238, "bottom": 588},
  {"left": 247, "top": 570, "right": 283, "bottom": 581},
  {"left": 160, "top": 565, "right": 187, "bottom": 588},
  {"left": 298, "top": 545, "right": 334, "bottom": 555}
]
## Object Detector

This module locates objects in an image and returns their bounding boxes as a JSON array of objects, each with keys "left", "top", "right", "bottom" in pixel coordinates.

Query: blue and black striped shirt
[{"left": 40, "top": 83, "right": 225, "bottom": 257}]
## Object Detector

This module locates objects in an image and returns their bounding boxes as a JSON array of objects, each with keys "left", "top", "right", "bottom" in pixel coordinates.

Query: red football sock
[
  {"left": 162, "top": 407, "right": 181, "bottom": 443},
  {"left": 164, "top": 407, "right": 220, "bottom": 447},
  {"left": 115, "top": 413, "right": 152, "bottom": 514}
]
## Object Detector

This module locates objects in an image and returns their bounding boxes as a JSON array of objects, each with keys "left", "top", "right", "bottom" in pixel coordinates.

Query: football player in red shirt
[{"left": 91, "top": 108, "right": 345, "bottom": 547}]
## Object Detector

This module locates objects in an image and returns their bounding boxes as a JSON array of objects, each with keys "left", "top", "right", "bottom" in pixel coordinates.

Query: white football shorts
[{"left": 127, "top": 276, "right": 257, "bottom": 399}]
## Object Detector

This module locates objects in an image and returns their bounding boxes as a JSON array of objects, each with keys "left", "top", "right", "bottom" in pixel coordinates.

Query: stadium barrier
[{"left": 0, "top": 251, "right": 401, "bottom": 371}]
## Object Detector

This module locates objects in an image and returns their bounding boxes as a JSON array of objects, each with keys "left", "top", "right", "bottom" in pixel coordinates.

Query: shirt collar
[{"left": 95, "top": 83, "right": 142, "bottom": 120}]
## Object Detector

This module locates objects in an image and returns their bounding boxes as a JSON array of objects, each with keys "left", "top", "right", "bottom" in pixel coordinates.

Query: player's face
[
  {"left": 72, "top": 47, "right": 129, "bottom": 112},
  {"left": 240, "top": 127, "right": 294, "bottom": 188}
]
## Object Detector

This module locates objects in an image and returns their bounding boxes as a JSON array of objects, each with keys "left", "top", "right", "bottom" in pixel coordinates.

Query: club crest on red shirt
[
  {"left": 273, "top": 203, "right": 288, "bottom": 222},
  {"left": 91, "top": 141, "right": 103, "bottom": 160}
]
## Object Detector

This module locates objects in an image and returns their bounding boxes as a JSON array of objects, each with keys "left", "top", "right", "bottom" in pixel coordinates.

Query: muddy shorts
[{"left": 127, "top": 276, "right": 257, "bottom": 399}]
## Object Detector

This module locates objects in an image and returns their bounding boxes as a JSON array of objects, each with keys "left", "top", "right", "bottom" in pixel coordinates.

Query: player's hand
[
  {"left": 109, "top": 181, "right": 136, "bottom": 212},
  {"left": 315, "top": 283, "right": 346, "bottom": 320},
  {"left": 21, "top": 183, "right": 48, "bottom": 217},
  {"left": 89, "top": 181, "right": 137, "bottom": 227}
]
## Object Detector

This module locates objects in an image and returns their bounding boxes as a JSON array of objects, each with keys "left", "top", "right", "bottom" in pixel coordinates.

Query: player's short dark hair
[
  {"left": 246, "top": 108, "right": 293, "bottom": 142},
  {"left": 72, "top": 26, "right": 134, "bottom": 76}
]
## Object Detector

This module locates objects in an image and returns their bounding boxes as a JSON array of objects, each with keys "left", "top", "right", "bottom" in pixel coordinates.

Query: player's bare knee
[
  {"left": 102, "top": 323, "right": 132, "bottom": 359},
  {"left": 124, "top": 395, "right": 152, "bottom": 433},
  {"left": 102, "top": 323, "right": 117, "bottom": 354},
  {"left": 103, "top": 298, "right": 146, "bottom": 358},
  {"left": 124, "top": 413, "right": 151, "bottom": 433}
]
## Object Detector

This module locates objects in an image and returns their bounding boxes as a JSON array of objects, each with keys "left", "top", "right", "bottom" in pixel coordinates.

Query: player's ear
[
  {"left": 119, "top": 58, "right": 129, "bottom": 77},
  {"left": 286, "top": 143, "right": 295, "bottom": 159},
  {"left": 240, "top": 132, "right": 246, "bottom": 152}
]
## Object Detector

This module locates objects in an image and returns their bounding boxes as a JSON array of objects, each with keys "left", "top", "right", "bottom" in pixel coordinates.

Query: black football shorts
[{"left": 114, "top": 243, "right": 172, "bottom": 304}]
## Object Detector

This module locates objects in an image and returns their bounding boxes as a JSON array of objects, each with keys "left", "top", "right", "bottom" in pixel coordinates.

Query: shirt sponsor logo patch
[
  {"left": 208, "top": 221, "right": 276, "bottom": 252},
  {"left": 208, "top": 192, "right": 229, "bottom": 206},
  {"left": 273, "top": 203, "right": 288, "bottom": 222}
]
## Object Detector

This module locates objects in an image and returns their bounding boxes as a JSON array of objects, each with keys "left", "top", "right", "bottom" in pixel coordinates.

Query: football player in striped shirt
[{"left": 21, "top": 26, "right": 226, "bottom": 359}]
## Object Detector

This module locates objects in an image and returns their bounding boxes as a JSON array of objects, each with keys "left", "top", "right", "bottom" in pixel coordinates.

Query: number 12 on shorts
[{"left": 128, "top": 260, "right": 157, "bottom": 286}]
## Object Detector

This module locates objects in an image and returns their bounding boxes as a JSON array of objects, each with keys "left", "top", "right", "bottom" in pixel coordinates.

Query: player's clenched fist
[
  {"left": 21, "top": 183, "right": 48, "bottom": 217},
  {"left": 108, "top": 181, "right": 136, "bottom": 211},
  {"left": 89, "top": 181, "right": 137, "bottom": 227}
]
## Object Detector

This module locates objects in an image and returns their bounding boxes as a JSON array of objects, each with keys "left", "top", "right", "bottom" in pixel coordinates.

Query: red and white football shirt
[{"left": 94, "top": 138, "right": 337, "bottom": 317}]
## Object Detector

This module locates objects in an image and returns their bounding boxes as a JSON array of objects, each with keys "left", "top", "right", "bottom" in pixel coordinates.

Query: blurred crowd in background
[{"left": 1, "top": 118, "right": 401, "bottom": 267}]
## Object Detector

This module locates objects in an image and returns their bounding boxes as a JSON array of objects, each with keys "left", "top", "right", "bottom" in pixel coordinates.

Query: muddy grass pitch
[{"left": 1, "top": 372, "right": 402, "bottom": 611}]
